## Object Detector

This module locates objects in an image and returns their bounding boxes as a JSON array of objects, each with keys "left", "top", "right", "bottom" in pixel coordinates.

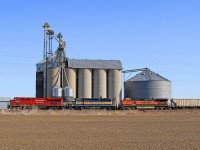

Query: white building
[{"left": 0, "top": 97, "right": 11, "bottom": 109}]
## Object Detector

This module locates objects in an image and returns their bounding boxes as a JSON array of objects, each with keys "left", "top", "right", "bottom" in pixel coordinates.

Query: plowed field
[{"left": 0, "top": 110, "right": 199, "bottom": 150}]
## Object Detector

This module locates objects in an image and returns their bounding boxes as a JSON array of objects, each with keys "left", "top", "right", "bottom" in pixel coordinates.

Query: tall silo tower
[
  {"left": 78, "top": 68, "right": 92, "bottom": 98},
  {"left": 93, "top": 69, "right": 107, "bottom": 99},
  {"left": 63, "top": 68, "right": 77, "bottom": 98},
  {"left": 108, "top": 69, "right": 122, "bottom": 105}
]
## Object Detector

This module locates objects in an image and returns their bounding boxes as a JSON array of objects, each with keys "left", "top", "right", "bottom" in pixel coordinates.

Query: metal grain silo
[
  {"left": 124, "top": 69, "right": 171, "bottom": 99},
  {"left": 93, "top": 69, "right": 107, "bottom": 98},
  {"left": 78, "top": 69, "right": 92, "bottom": 98},
  {"left": 52, "top": 87, "right": 62, "bottom": 97},
  {"left": 63, "top": 68, "right": 76, "bottom": 98},
  {"left": 47, "top": 67, "right": 61, "bottom": 97},
  {"left": 108, "top": 69, "right": 122, "bottom": 105},
  {"left": 64, "top": 86, "right": 74, "bottom": 97}
]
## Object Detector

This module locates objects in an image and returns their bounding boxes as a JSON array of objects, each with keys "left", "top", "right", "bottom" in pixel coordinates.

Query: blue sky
[{"left": 0, "top": 0, "right": 199, "bottom": 98}]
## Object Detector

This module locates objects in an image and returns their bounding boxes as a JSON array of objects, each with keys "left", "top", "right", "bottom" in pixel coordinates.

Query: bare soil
[{"left": 0, "top": 110, "right": 199, "bottom": 150}]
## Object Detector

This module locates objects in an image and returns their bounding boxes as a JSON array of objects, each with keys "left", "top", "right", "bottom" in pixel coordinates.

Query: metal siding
[
  {"left": 125, "top": 81, "right": 171, "bottom": 99},
  {"left": 67, "top": 59, "right": 122, "bottom": 69}
]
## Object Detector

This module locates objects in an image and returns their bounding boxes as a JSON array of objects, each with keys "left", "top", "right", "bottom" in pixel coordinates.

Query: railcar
[
  {"left": 121, "top": 98, "right": 169, "bottom": 110},
  {"left": 9, "top": 97, "right": 63, "bottom": 109},
  {"left": 66, "top": 98, "right": 115, "bottom": 110},
  {"left": 170, "top": 99, "right": 200, "bottom": 109}
]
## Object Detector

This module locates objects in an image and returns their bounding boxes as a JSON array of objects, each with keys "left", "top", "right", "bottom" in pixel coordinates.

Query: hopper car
[{"left": 170, "top": 99, "right": 200, "bottom": 109}]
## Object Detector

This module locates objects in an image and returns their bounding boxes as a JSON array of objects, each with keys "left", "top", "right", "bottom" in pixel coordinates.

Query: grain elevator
[{"left": 36, "top": 23, "right": 122, "bottom": 105}]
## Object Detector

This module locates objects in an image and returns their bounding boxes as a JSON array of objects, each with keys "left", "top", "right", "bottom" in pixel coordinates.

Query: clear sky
[{"left": 0, "top": 0, "right": 199, "bottom": 98}]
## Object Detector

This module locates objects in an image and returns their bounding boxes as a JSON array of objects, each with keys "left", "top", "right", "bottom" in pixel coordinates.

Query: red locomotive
[{"left": 9, "top": 97, "right": 63, "bottom": 109}]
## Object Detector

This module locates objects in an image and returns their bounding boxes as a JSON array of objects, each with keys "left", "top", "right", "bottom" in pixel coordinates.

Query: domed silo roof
[{"left": 124, "top": 69, "right": 171, "bottom": 99}]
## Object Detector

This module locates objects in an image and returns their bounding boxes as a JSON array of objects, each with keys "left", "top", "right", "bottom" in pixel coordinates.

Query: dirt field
[{"left": 0, "top": 110, "right": 199, "bottom": 150}]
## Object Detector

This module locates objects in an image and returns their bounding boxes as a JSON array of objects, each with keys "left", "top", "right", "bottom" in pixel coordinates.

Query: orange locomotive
[{"left": 121, "top": 98, "right": 169, "bottom": 110}]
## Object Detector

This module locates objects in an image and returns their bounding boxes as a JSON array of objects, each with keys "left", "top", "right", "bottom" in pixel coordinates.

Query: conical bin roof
[{"left": 126, "top": 69, "right": 170, "bottom": 82}]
